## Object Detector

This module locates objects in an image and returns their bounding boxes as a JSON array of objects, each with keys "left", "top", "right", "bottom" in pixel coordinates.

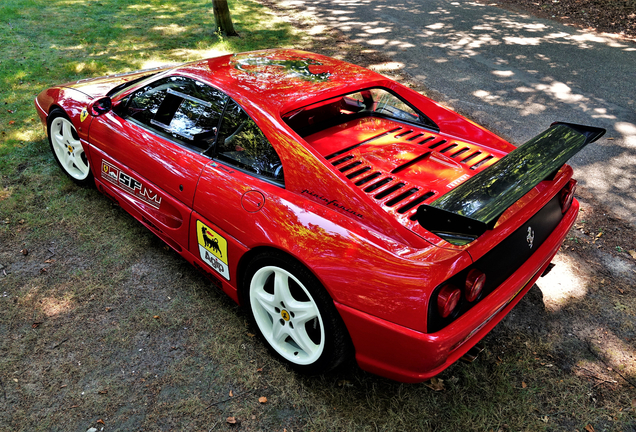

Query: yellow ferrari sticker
[
  {"left": 80, "top": 108, "right": 89, "bottom": 122},
  {"left": 196, "top": 221, "right": 229, "bottom": 280}
]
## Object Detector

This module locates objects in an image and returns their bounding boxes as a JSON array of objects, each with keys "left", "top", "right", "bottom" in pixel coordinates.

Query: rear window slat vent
[
  {"left": 428, "top": 139, "right": 447, "bottom": 149},
  {"left": 407, "top": 133, "right": 424, "bottom": 141},
  {"left": 385, "top": 188, "right": 419, "bottom": 207},
  {"left": 439, "top": 144, "right": 458, "bottom": 154},
  {"left": 418, "top": 136, "right": 435, "bottom": 145},
  {"left": 339, "top": 161, "right": 362, "bottom": 172},
  {"left": 346, "top": 166, "right": 371, "bottom": 179},
  {"left": 398, "top": 192, "right": 436, "bottom": 214},
  {"left": 461, "top": 152, "right": 482, "bottom": 163},
  {"left": 364, "top": 177, "right": 393, "bottom": 193},
  {"left": 332, "top": 155, "right": 354, "bottom": 166},
  {"left": 451, "top": 147, "right": 470, "bottom": 158},
  {"left": 395, "top": 130, "right": 413, "bottom": 138},
  {"left": 374, "top": 182, "right": 406, "bottom": 200},
  {"left": 470, "top": 155, "right": 494, "bottom": 170},
  {"left": 355, "top": 172, "right": 382, "bottom": 186}
]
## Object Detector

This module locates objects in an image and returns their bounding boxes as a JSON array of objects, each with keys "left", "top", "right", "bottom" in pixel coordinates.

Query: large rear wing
[{"left": 416, "top": 122, "right": 605, "bottom": 244}]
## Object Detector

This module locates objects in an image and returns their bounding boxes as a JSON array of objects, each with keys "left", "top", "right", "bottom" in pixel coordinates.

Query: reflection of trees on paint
[{"left": 232, "top": 55, "right": 331, "bottom": 83}]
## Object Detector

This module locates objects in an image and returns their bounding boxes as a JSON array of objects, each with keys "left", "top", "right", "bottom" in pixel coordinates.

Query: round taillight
[
  {"left": 559, "top": 179, "right": 577, "bottom": 214},
  {"left": 437, "top": 284, "right": 461, "bottom": 318},
  {"left": 465, "top": 269, "right": 486, "bottom": 302}
]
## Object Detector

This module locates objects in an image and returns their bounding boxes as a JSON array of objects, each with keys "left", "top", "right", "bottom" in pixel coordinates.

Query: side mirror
[{"left": 89, "top": 96, "right": 112, "bottom": 116}]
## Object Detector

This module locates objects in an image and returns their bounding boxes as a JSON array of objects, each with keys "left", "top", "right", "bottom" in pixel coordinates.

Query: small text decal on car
[
  {"left": 301, "top": 189, "right": 363, "bottom": 218},
  {"left": 196, "top": 221, "right": 230, "bottom": 280},
  {"left": 101, "top": 160, "right": 162, "bottom": 209}
]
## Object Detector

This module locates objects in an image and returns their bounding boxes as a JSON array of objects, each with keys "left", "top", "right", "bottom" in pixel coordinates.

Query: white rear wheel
[{"left": 243, "top": 253, "right": 352, "bottom": 374}]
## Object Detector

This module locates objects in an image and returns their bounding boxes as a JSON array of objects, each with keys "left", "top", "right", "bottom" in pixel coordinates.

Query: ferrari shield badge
[
  {"left": 80, "top": 107, "right": 89, "bottom": 122},
  {"left": 196, "top": 221, "right": 230, "bottom": 280}
]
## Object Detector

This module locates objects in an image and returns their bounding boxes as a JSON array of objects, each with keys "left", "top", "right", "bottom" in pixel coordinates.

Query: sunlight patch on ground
[
  {"left": 368, "top": 62, "right": 404, "bottom": 73},
  {"left": 152, "top": 24, "right": 188, "bottom": 36},
  {"left": 503, "top": 36, "right": 541, "bottom": 46},
  {"left": 536, "top": 252, "right": 589, "bottom": 312},
  {"left": 615, "top": 122, "right": 636, "bottom": 147},
  {"left": 40, "top": 296, "right": 74, "bottom": 317}
]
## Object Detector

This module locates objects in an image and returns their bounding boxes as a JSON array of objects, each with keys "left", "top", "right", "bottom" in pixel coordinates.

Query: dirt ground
[{"left": 490, "top": 0, "right": 636, "bottom": 40}]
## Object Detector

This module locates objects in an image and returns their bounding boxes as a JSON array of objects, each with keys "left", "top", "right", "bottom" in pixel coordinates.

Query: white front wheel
[{"left": 48, "top": 111, "right": 93, "bottom": 185}]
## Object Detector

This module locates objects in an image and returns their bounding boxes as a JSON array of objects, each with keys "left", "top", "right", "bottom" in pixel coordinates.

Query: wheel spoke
[
  {"left": 290, "top": 301, "right": 319, "bottom": 325},
  {"left": 65, "top": 154, "right": 77, "bottom": 171},
  {"left": 271, "top": 320, "right": 288, "bottom": 345},
  {"left": 253, "top": 288, "right": 278, "bottom": 318},
  {"left": 74, "top": 150, "right": 89, "bottom": 174},
  {"left": 288, "top": 325, "right": 318, "bottom": 356},
  {"left": 62, "top": 120, "right": 74, "bottom": 141},
  {"left": 273, "top": 270, "right": 293, "bottom": 306}
]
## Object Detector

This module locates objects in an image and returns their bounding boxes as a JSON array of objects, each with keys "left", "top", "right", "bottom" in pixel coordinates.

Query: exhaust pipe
[{"left": 460, "top": 342, "right": 485, "bottom": 363}]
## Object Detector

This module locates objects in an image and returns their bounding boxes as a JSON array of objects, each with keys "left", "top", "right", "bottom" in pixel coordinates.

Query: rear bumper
[{"left": 335, "top": 199, "right": 578, "bottom": 383}]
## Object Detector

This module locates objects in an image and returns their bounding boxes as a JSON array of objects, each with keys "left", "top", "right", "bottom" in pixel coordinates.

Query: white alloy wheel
[
  {"left": 49, "top": 116, "right": 91, "bottom": 181},
  {"left": 249, "top": 265, "right": 325, "bottom": 365}
]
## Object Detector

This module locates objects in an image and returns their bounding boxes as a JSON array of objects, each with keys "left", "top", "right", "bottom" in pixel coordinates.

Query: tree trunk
[{"left": 212, "top": 0, "right": 238, "bottom": 36}]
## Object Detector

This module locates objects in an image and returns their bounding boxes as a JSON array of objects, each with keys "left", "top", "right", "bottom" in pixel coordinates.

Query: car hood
[{"left": 60, "top": 66, "right": 170, "bottom": 98}]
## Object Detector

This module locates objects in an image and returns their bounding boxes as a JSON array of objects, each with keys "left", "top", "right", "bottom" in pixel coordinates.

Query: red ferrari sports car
[{"left": 35, "top": 49, "right": 604, "bottom": 383}]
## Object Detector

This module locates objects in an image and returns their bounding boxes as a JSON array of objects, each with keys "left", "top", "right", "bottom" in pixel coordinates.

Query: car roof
[{"left": 173, "top": 49, "right": 389, "bottom": 115}]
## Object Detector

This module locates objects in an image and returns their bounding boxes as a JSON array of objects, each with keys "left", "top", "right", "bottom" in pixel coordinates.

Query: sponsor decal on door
[
  {"left": 101, "top": 160, "right": 162, "bottom": 209},
  {"left": 196, "top": 220, "right": 230, "bottom": 280}
]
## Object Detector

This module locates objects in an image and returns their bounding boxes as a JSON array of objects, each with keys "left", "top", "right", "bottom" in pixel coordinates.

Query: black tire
[
  {"left": 241, "top": 251, "right": 352, "bottom": 375},
  {"left": 47, "top": 109, "right": 94, "bottom": 186}
]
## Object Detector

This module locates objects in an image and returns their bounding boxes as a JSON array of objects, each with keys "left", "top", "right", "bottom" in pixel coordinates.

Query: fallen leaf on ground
[
  {"left": 256, "top": 367, "right": 263, "bottom": 372},
  {"left": 96, "top": 419, "right": 105, "bottom": 425},
  {"left": 628, "top": 250, "right": 636, "bottom": 260},
  {"left": 20, "top": 249, "right": 28, "bottom": 256},
  {"left": 153, "top": 315, "right": 160, "bottom": 319},
  {"left": 424, "top": 377, "right": 445, "bottom": 391},
  {"left": 32, "top": 322, "right": 42, "bottom": 328},
  {"left": 98, "top": 390, "right": 108, "bottom": 394},
  {"left": 585, "top": 424, "right": 595, "bottom": 432},
  {"left": 226, "top": 416, "right": 237, "bottom": 424},
  {"left": 522, "top": 381, "right": 527, "bottom": 388},
  {"left": 247, "top": 332, "right": 255, "bottom": 337},
  {"left": 229, "top": 390, "right": 233, "bottom": 397},
  {"left": 8, "top": 121, "right": 15, "bottom": 125},
  {"left": 259, "top": 396, "right": 267, "bottom": 403}
]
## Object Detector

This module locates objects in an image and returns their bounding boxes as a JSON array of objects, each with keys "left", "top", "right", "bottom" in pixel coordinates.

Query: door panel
[{"left": 88, "top": 112, "right": 209, "bottom": 247}]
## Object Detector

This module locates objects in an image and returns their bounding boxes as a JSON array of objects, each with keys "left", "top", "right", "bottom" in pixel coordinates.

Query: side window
[
  {"left": 126, "top": 76, "right": 227, "bottom": 150},
  {"left": 216, "top": 99, "right": 284, "bottom": 182}
]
